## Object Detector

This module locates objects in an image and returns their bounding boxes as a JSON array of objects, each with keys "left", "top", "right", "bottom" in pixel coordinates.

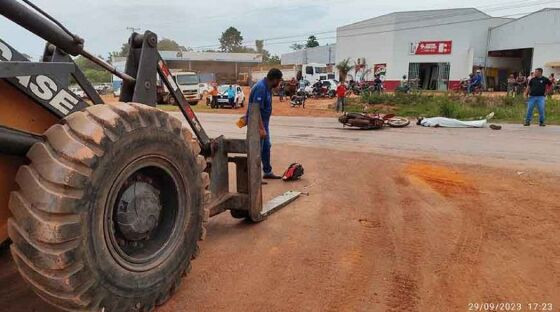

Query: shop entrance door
[{"left": 409, "top": 62, "right": 450, "bottom": 91}]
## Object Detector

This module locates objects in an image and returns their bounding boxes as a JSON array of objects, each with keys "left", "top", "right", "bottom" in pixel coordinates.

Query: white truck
[
  {"left": 250, "top": 64, "right": 337, "bottom": 85},
  {"left": 301, "top": 63, "right": 337, "bottom": 83},
  {"left": 173, "top": 71, "right": 201, "bottom": 105}
]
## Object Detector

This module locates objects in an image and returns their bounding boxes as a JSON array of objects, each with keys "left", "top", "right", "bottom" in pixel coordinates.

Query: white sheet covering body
[{"left": 420, "top": 117, "right": 487, "bottom": 128}]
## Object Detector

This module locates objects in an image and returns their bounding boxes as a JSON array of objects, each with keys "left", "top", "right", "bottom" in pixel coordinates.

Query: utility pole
[{"left": 126, "top": 26, "right": 140, "bottom": 33}]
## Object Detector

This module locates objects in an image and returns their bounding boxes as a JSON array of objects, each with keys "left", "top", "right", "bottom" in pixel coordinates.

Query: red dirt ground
[
  {"left": 157, "top": 146, "right": 559, "bottom": 312},
  {"left": 2, "top": 144, "right": 558, "bottom": 312},
  {"left": 102, "top": 87, "right": 341, "bottom": 117}
]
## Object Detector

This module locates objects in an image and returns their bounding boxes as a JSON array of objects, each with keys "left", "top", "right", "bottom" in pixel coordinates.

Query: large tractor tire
[{"left": 7, "top": 103, "right": 210, "bottom": 312}]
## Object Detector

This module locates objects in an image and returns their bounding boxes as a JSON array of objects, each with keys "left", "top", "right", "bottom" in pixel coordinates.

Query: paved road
[{"left": 174, "top": 112, "right": 560, "bottom": 172}]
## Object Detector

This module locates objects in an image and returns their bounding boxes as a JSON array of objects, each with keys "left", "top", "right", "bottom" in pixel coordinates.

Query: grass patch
[{"left": 346, "top": 93, "right": 560, "bottom": 124}]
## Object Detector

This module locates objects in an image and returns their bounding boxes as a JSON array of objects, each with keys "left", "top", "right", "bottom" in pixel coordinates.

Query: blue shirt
[
  {"left": 227, "top": 87, "right": 235, "bottom": 99},
  {"left": 471, "top": 74, "right": 482, "bottom": 85},
  {"left": 248, "top": 78, "right": 273, "bottom": 128}
]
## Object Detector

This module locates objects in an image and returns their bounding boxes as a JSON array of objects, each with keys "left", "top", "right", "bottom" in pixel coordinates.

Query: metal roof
[
  {"left": 489, "top": 8, "right": 560, "bottom": 29},
  {"left": 160, "top": 51, "right": 262, "bottom": 63},
  {"left": 338, "top": 8, "right": 492, "bottom": 31}
]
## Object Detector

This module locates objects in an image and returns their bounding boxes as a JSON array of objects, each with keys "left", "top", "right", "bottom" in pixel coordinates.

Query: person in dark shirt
[
  {"left": 524, "top": 68, "right": 552, "bottom": 126},
  {"left": 278, "top": 80, "right": 285, "bottom": 102},
  {"left": 373, "top": 74, "right": 383, "bottom": 93},
  {"left": 248, "top": 68, "right": 283, "bottom": 179}
]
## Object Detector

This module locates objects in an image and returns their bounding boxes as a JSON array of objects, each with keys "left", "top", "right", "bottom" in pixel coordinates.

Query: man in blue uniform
[{"left": 248, "top": 68, "right": 283, "bottom": 179}]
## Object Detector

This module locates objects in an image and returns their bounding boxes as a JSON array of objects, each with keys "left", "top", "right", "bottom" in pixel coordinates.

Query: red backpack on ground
[{"left": 282, "top": 163, "right": 304, "bottom": 181}]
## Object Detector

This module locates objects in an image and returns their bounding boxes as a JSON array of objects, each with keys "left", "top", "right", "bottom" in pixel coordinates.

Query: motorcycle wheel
[{"left": 387, "top": 117, "right": 411, "bottom": 128}]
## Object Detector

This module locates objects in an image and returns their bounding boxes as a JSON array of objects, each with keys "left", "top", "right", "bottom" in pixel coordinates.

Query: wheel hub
[{"left": 116, "top": 180, "right": 162, "bottom": 242}]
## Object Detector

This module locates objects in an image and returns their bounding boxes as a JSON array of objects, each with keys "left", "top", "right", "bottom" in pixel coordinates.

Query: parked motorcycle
[
  {"left": 338, "top": 113, "right": 410, "bottom": 130},
  {"left": 290, "top": 90, "right": 307, "bottom": 108},
  {"left": 312, "top": 83, "right": 335, "bottom": 99}
]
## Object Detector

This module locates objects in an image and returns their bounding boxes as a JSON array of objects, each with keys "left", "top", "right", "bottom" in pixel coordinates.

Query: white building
[
  {"left": 336, "top": 8, "right": 560, "bottom": 91},
  {"left": 487, "top": 9, "right": 560, "bottom": 89},
  {"left": 159, "top": 51, "right": 262, "bottom": 84},
  {"left": 281, "top": 44, "right": 336, "bottom": 66}
]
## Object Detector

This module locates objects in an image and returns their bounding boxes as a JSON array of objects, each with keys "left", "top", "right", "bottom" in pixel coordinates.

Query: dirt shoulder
[
  {"left": 160, "top": 145, "right": 559, "bottom": 312},
  {"left": 1, "top": 144, "right": 558, "bottom": 311},
  {"left": 101, "top": 87, "right": 340, "bottom": 118}
]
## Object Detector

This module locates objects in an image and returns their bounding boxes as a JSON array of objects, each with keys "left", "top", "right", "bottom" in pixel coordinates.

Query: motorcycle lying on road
[{"left": 338, "top": 113, "right": 410, "bottom": 130}]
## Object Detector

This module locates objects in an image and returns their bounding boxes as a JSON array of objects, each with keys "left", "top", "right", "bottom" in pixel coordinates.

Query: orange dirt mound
[{"left": 404, "top": 163, "right": 477, "bottom": 196}]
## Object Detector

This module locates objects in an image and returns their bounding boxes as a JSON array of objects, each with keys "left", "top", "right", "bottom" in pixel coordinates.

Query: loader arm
[{"left": 156, "top": 56, "right": 210, "bottom": 148}]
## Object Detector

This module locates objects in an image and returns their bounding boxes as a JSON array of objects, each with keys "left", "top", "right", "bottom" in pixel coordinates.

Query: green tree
[
  {"left": 158, "top": 38, "right": 190, "bottom": 51},
  {"left": 233, "top": 46, "right": 256, "bottom": 53},
  {"left": 110, "top": 38, "right": 189, "bottom": 59},
  {"left": 336, "top": 58, "right": 355, "bottom": 83},
  {"left": 266, "top": 55, "right": 281, "bottom": 65},
  {"left": 219, "top": 27, "right": 243, "bottom": 52},
  {"left": 110, "top": 42, "right": 130, "bottom": 58},
  {"left": 74, "top": 55, "right": 111, "bottom": 83},
  {"left": 290, "top": 43, "right": 305, "bottom": 51},
  {"left": 255, "top": 39, "right": 271, "bottom": 61},
  {"left": 306, "top": 35, "right": 320, "bottom": 48},
  {"left": 254, "top": 40, "right": 280, "bottom": 65}
]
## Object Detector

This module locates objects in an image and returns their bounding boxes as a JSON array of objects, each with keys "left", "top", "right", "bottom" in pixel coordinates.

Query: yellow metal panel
[{"left": 0, "top": 80, "right": 59, "bottom": 243}]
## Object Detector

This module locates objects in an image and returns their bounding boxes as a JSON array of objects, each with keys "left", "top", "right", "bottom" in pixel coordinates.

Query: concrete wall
[
  {"left": 166, "top": 60, "right": 255, "bottom": 83},
  {"left": 534, "top": 43, "right": 560, "bottom": 76},
  {"left": 336, "top": 9, "right": 511, "bottom": 87},
  {"left": 281, "top": 45, "right": 336, "bottom": 65},
  {"left": 489, "top": 9, "right": 560, "bottom": 76}
]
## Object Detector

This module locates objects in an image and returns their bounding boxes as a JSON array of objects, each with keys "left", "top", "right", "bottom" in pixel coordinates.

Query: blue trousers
[
  {"left": 468, "top": 83, "right": 481, "bottom": 94},
  {"left": 525, "top": 96, "right": 546, "bottom": 124},
  {"left": 261, "top": 131, "right": 272, "bottom": 174}
]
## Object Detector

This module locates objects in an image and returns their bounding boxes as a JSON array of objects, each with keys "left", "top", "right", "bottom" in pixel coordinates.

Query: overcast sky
[{"left": 1, "top": 0, "right": 558, "bottom": 60}]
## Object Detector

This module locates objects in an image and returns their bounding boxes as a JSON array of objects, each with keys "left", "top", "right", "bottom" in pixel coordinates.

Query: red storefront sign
[
  {"left": 410, "top": 41, "right": 452, "bottom": 55},
  {"left": 374, "top": 63, "right": 387, "bottom": 76}
]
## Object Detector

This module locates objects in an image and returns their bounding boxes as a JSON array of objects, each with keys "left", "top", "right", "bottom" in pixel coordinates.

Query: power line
[
  {"left": 190, "top": 0, "right": 559, "bottom": 50},
  {"left": 196, "top": 1, "right": 556, "bottom": 49},
  {"left": 231, "top": 10, "right": 545, "bottom": 48}
]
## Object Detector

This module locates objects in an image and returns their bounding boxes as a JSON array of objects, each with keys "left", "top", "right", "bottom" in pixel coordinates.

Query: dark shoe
[
  {"left": 539, "top": 123, "right": 546, "bottom": 127},
  {"left": 523, "top": 122, "right": 530, "bottom": 126},
  {"left": 263, "top": 173, "right": 282, "bottom": 180},
  {"left": 489, "top": 124, "right": 502, "bottom": 130}
]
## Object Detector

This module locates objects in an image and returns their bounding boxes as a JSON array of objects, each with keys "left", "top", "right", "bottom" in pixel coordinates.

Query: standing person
[
  {"left": 335, "top": 82, "right": 348, "bottom": 113},
  {"left": 507, "top": 74, "right": 516, "bottom": 97},
  {"left": 278, "top": 80, "right": 285, "bottom": 102},
  {"left": 517, "top": 73, "right": 527, "bottom": 95},
  {"left": 248, "top": 68, "right": 284, "bottom": 179},
  {"left": 373, "top": 74, "right": 383, "bottom": 93},
  {"left": 210, "top": 83, "right": 218, "bottom": 108},
  {"left": 524, "top": 68, "right": 552, "bottom": 127},
  {"left": 546, "top": 73, "right": 556, "bottom": 97},
  {"left": 227, "top": 85, "right": 236, "bottom": 107}
]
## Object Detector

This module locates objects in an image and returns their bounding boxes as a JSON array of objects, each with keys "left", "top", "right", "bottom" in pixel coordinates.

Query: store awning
[{"left": 544, "top": 61, "right": 560, "bottom": 67}]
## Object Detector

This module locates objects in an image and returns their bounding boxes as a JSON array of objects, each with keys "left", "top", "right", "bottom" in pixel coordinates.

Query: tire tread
[{"left": 9, "top": 102, "right": 207, "bottom": 311}]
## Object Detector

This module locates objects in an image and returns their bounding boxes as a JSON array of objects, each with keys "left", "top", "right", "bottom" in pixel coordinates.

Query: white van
[{"left": 302, "top": 63, "right": 337, "bottom": 82}]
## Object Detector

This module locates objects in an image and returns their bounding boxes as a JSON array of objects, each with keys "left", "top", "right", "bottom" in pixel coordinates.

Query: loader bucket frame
[{"left": 0, "top": 0, "right": 299, "bottom": 235}]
